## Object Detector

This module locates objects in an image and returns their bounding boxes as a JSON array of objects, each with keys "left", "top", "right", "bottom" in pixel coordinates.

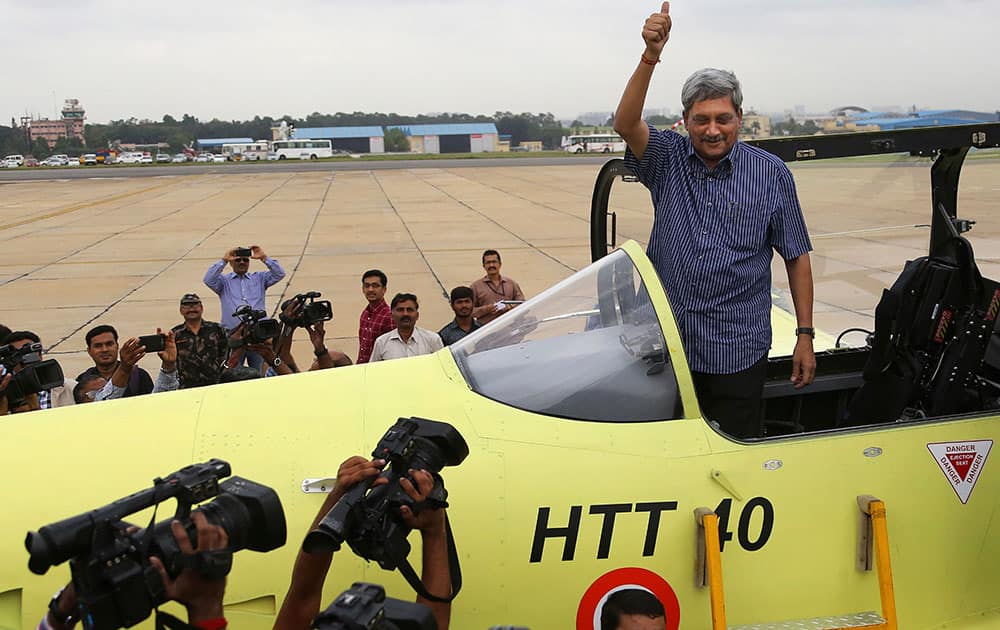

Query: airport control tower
[{"left": 29, "top": 98, "right": 86, "bottom": 145}]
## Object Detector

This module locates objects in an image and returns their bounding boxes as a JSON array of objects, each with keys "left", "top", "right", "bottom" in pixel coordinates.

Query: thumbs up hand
[{"left": 642, "top": 2, "right": 672, "bottom": 59}]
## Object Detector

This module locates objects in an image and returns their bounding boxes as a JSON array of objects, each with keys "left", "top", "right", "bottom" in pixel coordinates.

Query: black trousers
[{"left": 691, "top": 354, "right": 768, "bottom": 439}]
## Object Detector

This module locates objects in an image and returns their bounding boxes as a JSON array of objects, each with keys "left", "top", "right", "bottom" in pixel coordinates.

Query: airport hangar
[{"left": 292, "top": 122, "right": 500, "bottom": 154}]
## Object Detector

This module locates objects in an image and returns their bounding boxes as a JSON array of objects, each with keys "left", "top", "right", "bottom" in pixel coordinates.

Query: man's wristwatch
[
  {"left": 48, "top": 588, "right": 75, "bottom": 626},
  {"left": 314, "top": 346, "right": 329, "bottom": 357},
  {"left": 271, "top": 356, "right": 282, "bottom": 368},
  {"left": 795, "top": 327, "right": 815, "bottom": 338}
]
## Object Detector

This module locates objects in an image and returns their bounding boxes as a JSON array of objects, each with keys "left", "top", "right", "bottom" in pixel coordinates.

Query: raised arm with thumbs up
[{"left": 614, "top": 2, "right": 672, "bottom": 160}]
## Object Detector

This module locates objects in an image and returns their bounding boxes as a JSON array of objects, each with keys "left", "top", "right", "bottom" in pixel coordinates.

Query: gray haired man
[{"left": 612, "top": 2, "right": 816, "bottom": 439}]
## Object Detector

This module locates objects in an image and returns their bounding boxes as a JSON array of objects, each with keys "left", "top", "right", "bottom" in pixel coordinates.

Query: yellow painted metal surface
[{"left": 0, "top": 242, "right": 997, "bottom": 629}]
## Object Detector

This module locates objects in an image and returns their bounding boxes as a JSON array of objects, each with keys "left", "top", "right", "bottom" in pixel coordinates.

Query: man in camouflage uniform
[{"left": 172, "top": 293, "right": 228, "bottom": 388}]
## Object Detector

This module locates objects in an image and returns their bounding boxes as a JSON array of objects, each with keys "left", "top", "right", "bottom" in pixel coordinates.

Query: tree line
[{"left": 0, "top": 111, "right": 621, "bottom": 157}]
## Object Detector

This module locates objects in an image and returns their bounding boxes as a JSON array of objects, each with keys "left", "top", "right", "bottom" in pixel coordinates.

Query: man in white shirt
[{"left": 370, "top": 293, "right": 444, "bottom": 362}]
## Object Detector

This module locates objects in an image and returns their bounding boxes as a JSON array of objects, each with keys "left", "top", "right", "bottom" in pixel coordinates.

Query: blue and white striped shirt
[{"left": 625, "top": 125, "right": 811, "bottom": 374}]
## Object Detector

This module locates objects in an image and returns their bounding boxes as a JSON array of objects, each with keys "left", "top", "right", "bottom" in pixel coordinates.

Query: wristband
[
  {"left": 640, "top": 54, "right": 660, "bottom": 66},
  {"left": 795, "top": 327, "right": 815, "bottom": 338},
  {"left": 47, "top": 588, "right": 75, "bottom": 626},
  {"left": 192, "top": 618, "right": 227, "bottom": 630},
  {"left": 314, "top": 347, "right": 329, "bottom": 357}
]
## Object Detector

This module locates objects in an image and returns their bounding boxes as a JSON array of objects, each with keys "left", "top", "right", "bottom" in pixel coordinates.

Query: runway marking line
[{"left": 0, "top": 180, "right": 177, "bottom": 231}]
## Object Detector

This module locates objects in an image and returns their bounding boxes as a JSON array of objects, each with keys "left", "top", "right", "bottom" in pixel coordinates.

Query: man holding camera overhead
[{"left": 203, "top": 245, "right": 286, "bottom": 371}]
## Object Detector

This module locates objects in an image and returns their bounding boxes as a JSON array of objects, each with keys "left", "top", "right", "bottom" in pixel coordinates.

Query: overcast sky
[{"left": 4, "top": 0, "right": 999, "bottom": 124}]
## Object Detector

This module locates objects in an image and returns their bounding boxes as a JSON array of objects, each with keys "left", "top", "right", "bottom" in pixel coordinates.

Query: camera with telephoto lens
[
  {"left": 232, "top": 304, "right": 281, "bottom": 344},
  {"left": 25, "top": 459, "right": 287, "bottom": 630},
  {"left": 0, "top": 342, "right": 64, "bottom": 408},
  {"left": 313, "top": 582, "right": 437, "bottom": 630},
  {"left": 303, "top": 418, "right": 468, "bottom": 576},
  {"left": 281, "top": 291, "right": 334, "bottom": 328}
]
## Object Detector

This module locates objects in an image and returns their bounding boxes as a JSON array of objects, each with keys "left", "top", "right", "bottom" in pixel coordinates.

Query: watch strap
[{"left": 795, "top": 326, "right": 815, "bottom": 338}]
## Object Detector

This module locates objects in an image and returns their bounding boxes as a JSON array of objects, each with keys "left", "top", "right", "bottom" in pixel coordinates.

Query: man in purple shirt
[
  {"left": 613, "top": 3, "right": 816, "bottom": 438},
  {"left": 204, "top": 245, "right": 286, "bottom": 371}
]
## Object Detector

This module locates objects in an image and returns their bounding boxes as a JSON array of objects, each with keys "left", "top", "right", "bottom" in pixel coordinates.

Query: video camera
[
  {"left": 0, "top": 342, "right": 64, "bottom": 407},
  {"left": 25, "top": 459, "right": 287, "bottom": 630},
  {"left": 232, "top": 304, "right": 281, "bottom": 344},
  {"left": 313, "top": 582, "right": 437, "bottom": 630},
  {"left": 303, "top": 417, "right": 468, "bottom": 602},
  {"left": 281, "top": 291, "right": 334, "bottom": 328}
]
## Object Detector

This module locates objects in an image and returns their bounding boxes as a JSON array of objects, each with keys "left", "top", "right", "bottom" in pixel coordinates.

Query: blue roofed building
[
  {"left": 844, "top": 109, "right": 999, "bottom": 131},
  {"left": 292, "top": 126, "right": 385, "bottom": 153},
  {"left": 196, "top": 137, "right": 253, "bottom": 149},
  {"left": 386, "top": 123, "right": 499, "bottom": 154}
]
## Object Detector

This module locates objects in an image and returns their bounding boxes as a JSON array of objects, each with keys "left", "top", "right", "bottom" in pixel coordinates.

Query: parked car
[
  {"left": 140, "top": 154, "right": 154, "bottom": 164},
  {"left": 211, "top": 154, "right": 226, "bottom": 163},
  {"left": 171, "top": 153, "right": 188, "bottom": 163},
  {"left": 155, "top": 154, "right": 171, "bottom": 163},
  {"left": 117, "top": 152, "right": 143, "bottom": 164},
  {"left": 3, "top": 154, "right": 24, "bottom": 166},
  {"left": 81, "top": 154, "right": 98, "bottom": 165},
  {"left": 40, "top": 156, "right": 63, "bottom": 167},
  {"left": 24, "top": 157, "right": 40, "bottom": 167},
  {"left": 195, "top": 153, "right": 212, "bottom": 163},
  {"left": 1, "top": 158, "right": 18, "bottom": 168}
]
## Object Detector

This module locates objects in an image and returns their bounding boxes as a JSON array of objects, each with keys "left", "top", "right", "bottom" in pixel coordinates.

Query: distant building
[
  {"left": 292, "top": 126, "right": 385, "bottom": 154},
  {"left": 196, "top": 137, "right": 253, "bottom": 150},
  {"left": 741, "top": 114, "right": 771, "bottom": 138},
  {"left": 28, "top": 98, "right": 86, "bottom": 146},
  {"left": 576, "top": 111, "right": 614, "bottom": 126},
  {"left": 843, "top": 109, "right": 999, "bottom": 131},
  {"left": 386, "top": 123, "right": 498, "bottom": 154}
]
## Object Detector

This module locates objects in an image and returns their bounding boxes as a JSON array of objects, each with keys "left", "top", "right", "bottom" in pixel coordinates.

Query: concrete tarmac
[{"left": 2, "top": 159, "right": 998, "bottom": 379}]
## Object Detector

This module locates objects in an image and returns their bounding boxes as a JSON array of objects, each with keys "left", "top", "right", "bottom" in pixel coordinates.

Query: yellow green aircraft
[{"left": 2, "top": 124, "right": 999, "bottom": 630}]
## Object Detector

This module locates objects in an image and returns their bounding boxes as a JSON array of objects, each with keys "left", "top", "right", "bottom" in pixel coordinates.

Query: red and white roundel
[{"left": 576, "top": 567, "right": 680, "bottom": 630}]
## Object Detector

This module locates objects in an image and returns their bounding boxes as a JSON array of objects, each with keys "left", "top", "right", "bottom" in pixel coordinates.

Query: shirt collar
[
  {"left": 684, "top": 136, "right": 741, "bottom": 179},
  {"left": 366, "top": 299, "right": 388, "bottom": 313}
]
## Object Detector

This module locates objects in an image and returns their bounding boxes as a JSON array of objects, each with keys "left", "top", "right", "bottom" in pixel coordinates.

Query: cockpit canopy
[{"left": 451, "top": 249, "right": 684, "bottom": 423}]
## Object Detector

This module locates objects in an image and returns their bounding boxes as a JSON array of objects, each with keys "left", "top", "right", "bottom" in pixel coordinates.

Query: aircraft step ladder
[{"left": 694, "top": 495, "right": 897, "bottom": 630}]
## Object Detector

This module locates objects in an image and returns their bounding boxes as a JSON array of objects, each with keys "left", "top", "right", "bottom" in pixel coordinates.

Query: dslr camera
[
  {"left": 26, "top": 459, "right": 287, "bottom": 630},
  {"left": 0, "top": 342, "right": 64, "bottom": 407},
  {"left": 303, "top": 418, "right": 468, "bottom": 599},
  {"left": 232, "top": 304, "right": 281, "bottom": 344},
  {"left": 313, "top": 582, "right": 437, "bottom": 630},
  {"left": 281, "top": 291, "right": 334, "bottom": 328}
]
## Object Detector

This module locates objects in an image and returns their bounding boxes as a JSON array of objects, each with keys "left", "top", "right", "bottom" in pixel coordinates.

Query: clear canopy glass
[{"left": 450, "top": 249, "right": 684, "bottom": 423}]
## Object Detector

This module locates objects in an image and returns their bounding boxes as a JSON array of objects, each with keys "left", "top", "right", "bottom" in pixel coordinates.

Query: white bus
[
  {"left": 222, "top": 141, "right": 270, "bottom": 161},
  {"left": 563, "top": 134, "right": 627, "bottom": 154},
  {"left": 267, "top": 139, "right": 334, "bottom": 160}
]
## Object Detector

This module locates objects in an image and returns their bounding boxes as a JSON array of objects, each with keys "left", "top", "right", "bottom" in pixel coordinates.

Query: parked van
[
  {"left": 3, "top": 154, "right": 24, "bottom": 166},
  {"left": 117, "top": 152, "right": 144, "bottom": 164}
]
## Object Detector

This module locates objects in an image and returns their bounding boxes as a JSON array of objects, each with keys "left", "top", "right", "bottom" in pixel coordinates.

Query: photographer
[
  {"left": 274, "top": 297, "right": 351, "bottom": 373},
  {"left": 0, "top": 372, "right": 42, "bottom": 414},
  {"left": 222, "top": 322, "right": 292, "bottom": 376},
  {"left": 204, "top": 245, "right": 286, "bottom": 371},
  {"left": 39, "top": 512, "right": 230, "bottom": 630},
  {"left": 2, "top": 330, "right": 75, "bottom": 408},
  {"left": 95, "top": 329, "right": 180, "bottom": 402},
  {"left": 274, "top": 457, "right": 452, "bottom": 630}
]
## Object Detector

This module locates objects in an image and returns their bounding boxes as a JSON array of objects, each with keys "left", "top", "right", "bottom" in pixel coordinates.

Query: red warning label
[{"left": 927, "top": 440, "right": 993, "bottom": 504}]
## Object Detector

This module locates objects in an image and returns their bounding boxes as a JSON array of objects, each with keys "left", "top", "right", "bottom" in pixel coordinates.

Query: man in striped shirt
[{"left": 614, "top": 2, "right": 816, "bottom": 438}]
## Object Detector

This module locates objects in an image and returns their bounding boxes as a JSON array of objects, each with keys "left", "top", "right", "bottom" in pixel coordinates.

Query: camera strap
[
  {"left": 395, "top": 513, "right": 463, "bottom": 603},
  {"left": 172, "top": 549, "right": 233, "bottom": 580},
  {"left": 155, "top": 611, "right": 198, "bottom": 630}
]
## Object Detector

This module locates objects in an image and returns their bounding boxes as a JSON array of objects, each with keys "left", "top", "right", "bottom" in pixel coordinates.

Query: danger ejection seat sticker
[{"left": 926, "top": 440, "right": 992, "bottom": 504}]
